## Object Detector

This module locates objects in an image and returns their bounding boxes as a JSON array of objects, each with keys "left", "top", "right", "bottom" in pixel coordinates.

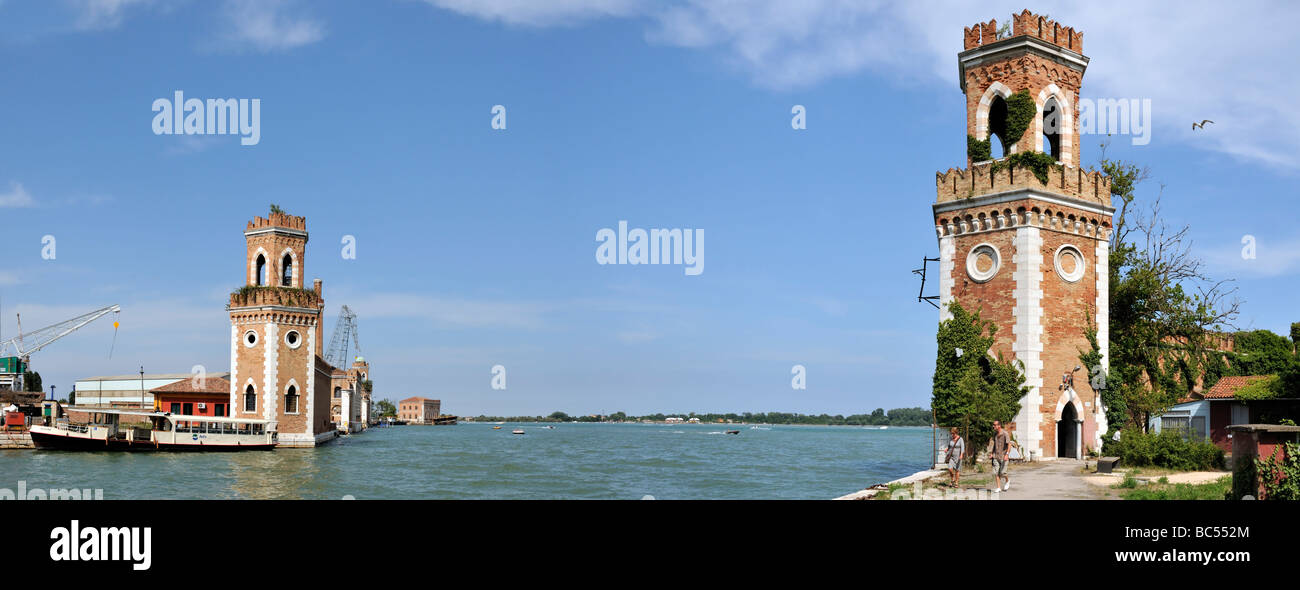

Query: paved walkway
[{"left": 989, "top": 459, "right": 1108, "bottom": 500}]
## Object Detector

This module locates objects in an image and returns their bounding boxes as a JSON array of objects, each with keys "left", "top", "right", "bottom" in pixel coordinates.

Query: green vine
[
  {"left": 990, "top": 151, "right": 1061, "bottom": 184},
  {"left": 1003, "top": 89, "right": 1036, "bottom": 146},
  {"left": 1255, "top": 442, "right": 1300, "bottom": 500},
  {"left": 967, "top": 135, "right": 991, "bottom": 162}
]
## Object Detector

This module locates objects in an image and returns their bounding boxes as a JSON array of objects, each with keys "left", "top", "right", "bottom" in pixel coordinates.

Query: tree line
[{"left": 463, "top": 408, "right": 933, "bottom": 426}]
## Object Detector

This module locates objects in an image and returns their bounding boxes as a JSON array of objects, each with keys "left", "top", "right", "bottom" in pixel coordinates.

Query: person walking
[
  {"left": 987, "top": 420, "right": 1017, "bottom": 492},
  {"left": 945, "top": 427, "right": 965, "bottom": 487}
]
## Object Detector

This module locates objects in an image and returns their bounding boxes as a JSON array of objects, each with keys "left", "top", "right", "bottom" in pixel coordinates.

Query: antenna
[{"left": 912, "top": 256, "right": 941, "bottom": 309}]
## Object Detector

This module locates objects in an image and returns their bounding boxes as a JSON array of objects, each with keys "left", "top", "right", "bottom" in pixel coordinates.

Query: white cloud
[
  {"left": 1207, "top": 236, "right": 1300, "bottom": 278},
  {"left": 0, "top": 182, "right": 35, "bottom": 208},
  {"left": 218, "top": 0, "right": 324, "bottom": 52},
  {"left": 69, "top": 0, "right": 155, "bottom": 30},
  {"left": 421, "top": 0, "right": 644, "bottom": 27},
  {"left": 420, "top": 0, "right": 1300, "bottom": 170},
  {"left": 342, "top": 293, "right": 553, "bottom": 329},
  {"left": 0, "top": 272, "right": 20, "bottom": 286}
]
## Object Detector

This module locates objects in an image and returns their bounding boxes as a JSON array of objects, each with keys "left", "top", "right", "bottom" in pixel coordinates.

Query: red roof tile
[
  {"left": 1202, "top": 375, "right": 1272, "bottom": 400},
  {"left": 150, "top": 376, "right": 231, "bottom": 396}
]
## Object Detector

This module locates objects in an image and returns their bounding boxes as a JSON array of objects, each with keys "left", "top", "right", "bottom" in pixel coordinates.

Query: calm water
[{"left": 1, "top": 423, "right": 935, "bottom": 499}]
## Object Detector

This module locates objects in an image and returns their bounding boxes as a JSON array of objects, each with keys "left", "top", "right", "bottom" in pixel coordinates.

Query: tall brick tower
[
  {"left": 934, "top": 10, "right": 1113, "bottom": 459},
  {"left": 228, "top": 210, "right": 334, "bottom": 447}
]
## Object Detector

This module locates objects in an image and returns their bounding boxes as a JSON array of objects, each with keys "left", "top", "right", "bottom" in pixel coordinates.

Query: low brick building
[{"left": 398, "top": 397, "right": 440, "bottom": 424}]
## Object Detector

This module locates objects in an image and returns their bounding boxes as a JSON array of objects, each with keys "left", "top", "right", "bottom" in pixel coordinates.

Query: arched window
[
  {"left": 281, "top": 254, "right": 293, "bottom": 287},
  {"left": 988, "top": 95, "right": 1009, "bottom": 159},
  {"left": 334, "top": 386, "right": 341, "bottom": 399},
  {"left": 255, "top": 254, "right": 267, "bottom": 286},
  {"left": 1042, "top": 97, "right": 1062, "bottom": 160},
  {"left": 244, "top": 384, "right": 256, "bottom": 412},
  {"left": 286, "top": 384, "right": 299, "bottom": 414}
]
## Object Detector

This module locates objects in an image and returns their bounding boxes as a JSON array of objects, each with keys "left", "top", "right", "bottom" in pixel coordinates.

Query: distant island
[{"left": 464, "top": 407, "right": 932, "bottom": 426}]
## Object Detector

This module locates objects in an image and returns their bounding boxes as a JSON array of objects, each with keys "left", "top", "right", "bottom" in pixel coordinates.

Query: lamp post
[{"left": 139, "top": 366, "right": 145, "bottom": 408}]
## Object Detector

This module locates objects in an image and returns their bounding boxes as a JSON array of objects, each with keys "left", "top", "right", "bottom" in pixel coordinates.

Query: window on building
[
  {"left": 244, "top": 385, "right": 256, "bottom": 412},
  {"left": 183, "top": 402, "right": 193, "bottom": 416},
  {"left": 286, "top": 385, "right": 299, "bottom": 414},
  {"left": 281, "top": 254, "right": 293, "bottom": 287},
  {"left": 334, "top": 387, "right": 341, "bottom": 399},
  {"left": 988, "top": 95, "right": 1009, "bottom": 159},
  {"left": 170, "top": 403, "right": 181, "bottom": 414},
  {"left": 256, "top": 254, "right": 267, "bottom": 286},
  {"left": 215, "top": 403, "right": 226, "bottom": 417},
  {"left": 1041, "top": 97, "right": 1062, "bottom": 160}
]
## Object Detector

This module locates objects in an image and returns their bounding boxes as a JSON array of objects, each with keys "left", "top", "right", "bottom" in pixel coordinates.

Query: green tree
[
  {"left": 1099, "top": 154, "right": 1240, "bottom": 432},
  {"left": 931, "top": 301, "right": 1028, "bottom": 462},
  {"left": 374, "top": 399, "right": 396, "bottom": 417},
  {"left": 23, "top": 371, "right": 41, "bottom": 392}
]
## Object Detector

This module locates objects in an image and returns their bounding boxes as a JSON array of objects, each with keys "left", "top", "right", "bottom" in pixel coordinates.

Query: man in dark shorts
[{"left": 986, "top": 420, "right": 1017, "bottom": 492}]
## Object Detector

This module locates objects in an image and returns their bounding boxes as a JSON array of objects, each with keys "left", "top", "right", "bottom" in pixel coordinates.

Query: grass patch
[{"left": 1120, "top": 476, "right": 1232, "bottom": 500}]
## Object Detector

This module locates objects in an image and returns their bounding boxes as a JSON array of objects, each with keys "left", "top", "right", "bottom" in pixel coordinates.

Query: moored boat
[{"left": 29, "top": 408, "right": 275, "bottom": 451}]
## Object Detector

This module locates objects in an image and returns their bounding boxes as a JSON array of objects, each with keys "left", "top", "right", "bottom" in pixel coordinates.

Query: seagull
[{"left": 1192, "top": 120, "right": 1214, "bottom": 130}]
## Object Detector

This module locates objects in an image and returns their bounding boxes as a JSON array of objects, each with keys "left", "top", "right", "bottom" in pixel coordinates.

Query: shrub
[{"left": 1103, "top": 428, "right": 1225, "bottom": 471}]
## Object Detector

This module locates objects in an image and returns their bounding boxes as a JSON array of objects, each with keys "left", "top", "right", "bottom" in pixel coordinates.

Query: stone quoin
[{"left": 935, "top": 9, "right": 1113, "bottom": 460}]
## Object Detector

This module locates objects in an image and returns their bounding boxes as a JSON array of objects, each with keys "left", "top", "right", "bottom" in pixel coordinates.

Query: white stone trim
[
  {"left": 229, "top": 325, "right": 238, "bottom": 411},
  {"left": 283, "top": 378, "right": 302, "bottom": 414},
  {"left": 284, "top": 329, "right": 303, "bottom": 349},
  {"left": 241, "top": 377, "right": 259, "bottom": 413},
  {"left": 965, "top": 243, "right": 1001, "bottom": 283},
  {"left": 1094, "top": 238, "right": 1110, "bottom": 447},
  {"left": 933, "top": 188, "right": 1115, "bottom": 217},
  {"left": 242, "top": 328, "right": 259, "bottom": 348},
  {"left": 306, "top": 328, "right": 316, "bottom": 437},
  {"left": 248, "top": 246, "right": 270, "bottom": 286},
  {"left": 1011, "top": 226, "right": 1044, "bottom": 459},
  {"left": 1053, "top": 244, "right": 1086, "bottom": 283},
  {"left": 244, "top": 227, "right": 308, "bottom": 240},
  {"left": 263, "top": 322, "right": 278, "bottom": 421},
  {"left": 1034, "top": 83, "right": 1074, "bottom": 162},
  {"left": 974, "top": 81, "right": 1013, "bottom": 142},
  {"left": 278, "top": 247, "right": 299, "bottom": 288},
  {"left": 938, "top": 235, "right": 956, "bottom": 322}
]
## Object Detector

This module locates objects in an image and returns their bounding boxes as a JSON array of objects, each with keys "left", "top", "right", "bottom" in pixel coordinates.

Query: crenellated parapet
[
  {"left": 228, "top": 285, "right": 323, "bottom": 310},
  {"left": 964, "top": 9, "right": 1082, "bottom": 53},
  {"left": 246, "top": 211, "right": 307, "bottom": 233},
  {"left": 935, "top": 161, "right": 1111, "bottom": 207}
]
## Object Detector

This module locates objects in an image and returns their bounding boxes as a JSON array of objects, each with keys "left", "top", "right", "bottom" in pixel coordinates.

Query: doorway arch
[{"left": 1058, "top": 401, "right": 1079, "bottom": 459}]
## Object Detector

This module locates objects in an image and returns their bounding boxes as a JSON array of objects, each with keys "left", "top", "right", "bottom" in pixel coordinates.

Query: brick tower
[
  {"left": 228, "top": 210, "right": 335, "bottom": 447},
  {"left": 934, "top": 10, "right": 1113, "bottom": 459}
]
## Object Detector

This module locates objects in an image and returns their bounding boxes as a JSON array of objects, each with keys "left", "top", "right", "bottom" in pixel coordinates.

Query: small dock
[{"left": 1, "top": 431, "right": 34, "bottom": 449}]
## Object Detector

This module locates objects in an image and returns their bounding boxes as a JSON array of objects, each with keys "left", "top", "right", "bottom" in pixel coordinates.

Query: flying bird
[{"left": 1192, "top": 119, "right": 1214, "bottom": 130}]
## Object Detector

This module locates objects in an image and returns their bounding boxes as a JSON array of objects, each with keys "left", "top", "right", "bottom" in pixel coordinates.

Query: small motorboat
[
  {"left": 725, "top": 430, "right": 740, "bottom": 435},
  {"left": 492, "top": 426, "right": 502, "bottom": 430},
  {"left": 512, "top": 428, "right": 525, "bottom": 435}
]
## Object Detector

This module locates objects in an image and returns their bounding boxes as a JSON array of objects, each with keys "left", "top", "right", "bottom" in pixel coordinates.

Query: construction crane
[
  {"left": 1, "top": 304, "right": 121, "bottom": 360},
  {"left": 0, "top": 304, "right": 121, "bottom": 391},
  {"left": 324, "top": 305, "right": 360, "bottom": 369}
]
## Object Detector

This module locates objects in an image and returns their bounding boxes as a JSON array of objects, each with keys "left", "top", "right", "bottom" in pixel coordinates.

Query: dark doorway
[{"left": 1058, "top": 403, "right": 1078, "bottom": 459}]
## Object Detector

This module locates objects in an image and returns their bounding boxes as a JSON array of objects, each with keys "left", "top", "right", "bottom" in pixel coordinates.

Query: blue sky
[{"left": 1, "top": 0, "right": 1297, "bottom": 417}]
